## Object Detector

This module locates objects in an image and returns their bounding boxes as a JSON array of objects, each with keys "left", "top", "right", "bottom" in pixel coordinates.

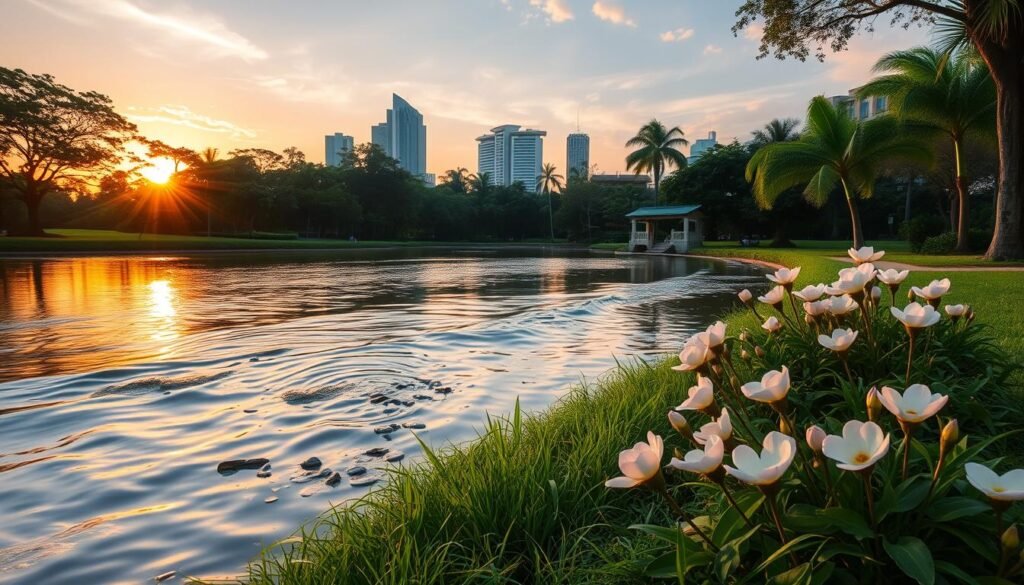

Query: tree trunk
[
  {"left": 904, "top": 176, "right": 914, "bottom": 223},
  {"left": 840, "top": 180, "right": 864, "bottom": 248},
  {"left": 653, "top": 169, "right": 661, "bottom": 205},
  {"left": 976, "top": 32, "right": 1024, "bottom": 259},
  {"left": 955, "top": 175, "right": 970, "bottom": 253},
  {"left": 23, "top": 189, "right": 45, "bottom": 236}
]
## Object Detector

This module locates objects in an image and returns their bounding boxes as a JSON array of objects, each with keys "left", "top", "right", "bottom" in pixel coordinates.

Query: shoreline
[{"left": 615, "top": 249, "right": 786, "bottom": 271}]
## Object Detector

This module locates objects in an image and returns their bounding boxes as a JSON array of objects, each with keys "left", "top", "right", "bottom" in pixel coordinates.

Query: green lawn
[
  {"left": 243, "top": 240, "right": 1024, "bottom": 584},
  {"left": 0, "top": 229, "right": 574, "bottom": 253}
]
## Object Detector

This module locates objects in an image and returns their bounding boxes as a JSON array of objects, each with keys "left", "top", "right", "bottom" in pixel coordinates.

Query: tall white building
[
  {"left": 828, "top": 89, "right": 888, "bottom": 120},
  {"left": 371, "top": 94, "right": 427, "bottom": 178},
  {"left": 324, "top": 133, "right": 354, "bottom": 167},
  {"left": 476, "top": 125, "right": 546, "bottom": 193},
  {"left": 688, "top": 131, "right": 718, "bottom": 164},
  {"left": 566, "top": 133, "right": 590, "bottom": 178}
]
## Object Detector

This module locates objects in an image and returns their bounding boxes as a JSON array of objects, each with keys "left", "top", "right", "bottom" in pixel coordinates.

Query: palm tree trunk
[
  {"left": 653, "top": 169, "right": 661, "bottom": 205},
  {"left": 547, "top": 190, "right": 554, "bottom": 242},
  {"left": 952, "top": 139, "right": 971, "bottom": 253},
  {"left": 840, "top": 179, "right": 865, "bottom": 249}
]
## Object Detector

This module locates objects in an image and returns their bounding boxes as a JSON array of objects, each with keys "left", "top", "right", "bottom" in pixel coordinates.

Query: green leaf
[
  {"left": 893, "top": 477, "right": 933, "bottom": 513},
  {"left": 784, "top": 504, "right": 873, "bottom": 540},
  {"left": 883, "top": 536, "right": 935, "bottom": 585},
  {"left": 643, "top": 550, "right": 715, "bottom": 579},
  {"left": 927, "top": 496, "right": 990, "bottom": 522},
  {"left": 934, "top": 560, "right": 981, "bottom": 585},
  {"left": 716, "top": 525, "right": 760, "bottom": 582},
  {"left": 712, "top": 492, "right": 764, "bottom": 546}
]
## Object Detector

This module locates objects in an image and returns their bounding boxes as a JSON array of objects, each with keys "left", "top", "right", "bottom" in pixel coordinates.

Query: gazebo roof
[{"left": 625, "top": 205, "right": 702, "bottom": 219}]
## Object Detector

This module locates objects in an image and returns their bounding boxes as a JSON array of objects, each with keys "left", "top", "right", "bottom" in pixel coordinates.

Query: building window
[
  {"left": 875, "top": 96, "right": 887, "bottom": 113},
  {"left": 859, "top": 99, "right": 870, "bottom": 119}
]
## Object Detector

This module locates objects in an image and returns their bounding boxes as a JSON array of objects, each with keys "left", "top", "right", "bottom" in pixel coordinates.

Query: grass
[
  {"left": 239, "top": 240, "right": 1023, "bottom": 584},
  {"left": 0, "top": 229, "right": 577, "bottom": 253}
]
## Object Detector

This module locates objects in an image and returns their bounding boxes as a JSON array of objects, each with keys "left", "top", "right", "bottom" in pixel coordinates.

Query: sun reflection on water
[{"left": 147, "top": 279, "right": 178, "bottom": 344}]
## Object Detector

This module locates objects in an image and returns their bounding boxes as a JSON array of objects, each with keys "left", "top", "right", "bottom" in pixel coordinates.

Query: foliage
[
  {"left": 625, "top": 120, "right": 688, "bottom": 204},
  {"left": 750, "top": 118, "right": 801, "bottom": 147},
  {"left": 900, "top": 216, "right": 949, "bottom": 252},
  {"left": 920, "top": 232, "right": 958, "bottom": 255},
  {"left": 0, "top": 66, "right": 138, "bottom": 235}
]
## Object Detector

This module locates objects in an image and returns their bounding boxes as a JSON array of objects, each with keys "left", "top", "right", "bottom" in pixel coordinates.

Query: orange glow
[{"left": 140, "top": 157, "right": 177, "bottom": 184}]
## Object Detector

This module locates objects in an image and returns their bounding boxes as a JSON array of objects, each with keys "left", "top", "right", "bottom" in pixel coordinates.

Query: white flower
[
  {"left": 849, "top": 246, "right": 885, "bottom": 264},
  {"left": 669, "top": 434, "right": 724, "bottom": 475},
  {"left": 672, "top": 335, "right": 710, "bottom": 372},
  {"left": 911, "top": 278, "right": 951, "bottom": 301},
  {"left": 891, "top": 302, "right": 941, "bottom": 329},
  {"left": 705, "top": 321, "right": 727, "bottom": 349},
  {"left": 877, "top": 269, "right": 909, "bottom": 286},
  {"left": 605, "top": 431, "right": 664, "bottom": 488},
  {"left": 878, "top": 384, "right": 948, "bottom": 424},
  {"left": 738, "top": 289, "right": 753, "bottom": 303},
  {"left": 818, "top": 328, "right": 859, "bottom": 353},
  {"left": 668, "top": 410, "right": 690, "bottom": 435},
  {"left": 825, "top": 295, "right": 859, "bottom": 316},
  {"left": 677, "top": 376, "right": 714, "bottom": 411},
  {"left": 964, "top": 463, "right": 1024, "bottom": 502},
  {"left": 724, "top": 431, "right": 796, "bottom": 486},
  {"left": 822, "top": 420, "right": 890, "bottom": 472},
  {"left": 945, "top": 304, "right": 968, "bottom": 317},
  {"left": 767, "top": 266, "right": 801, "bottom": 286},
  {"left": 803, "top": 300, "right": 829, "bottom": 317},
  {"left": 793, "top": 284, "right": 827, "bottom": 302},
  {"left": 806, "top": 425, "right": 826, "bottom": 454},
  {"left": 694, "top": 408, "right": 732, "bottom": 445},
  {"left": 740, "top": 366, "right": 790, "bottom": 404},
  {"left": 758, "top": 285, "right": 786, "bottom": 306},
  {"left": 761, "top": 316, "right": 782, "bottom": 333},
  {"left": 827, "top": 268, "right": 872, "bottom": 296}
]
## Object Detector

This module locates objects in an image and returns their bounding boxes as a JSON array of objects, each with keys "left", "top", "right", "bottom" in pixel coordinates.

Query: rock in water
[
  {"left": 299, "top": 486, "right": 319, "bottom": 497},
  {"left": 350, "top": 476, "right": 378, "bottom": 487},
  {"left": 364, "top": 447, "right": 389, "bottom": 457},
  {"left": 325, "top": 472, "right": 342, "bottom": 487},
  {"left": 434, "top": 386, "right": 453, "bottom": 395},
  {"left": 402, "top": 422, "right": 426, "bottom": 429},
  {"left": 369, "top": 393, "right": 389, "bottom": 404},
  {"left": 264, "top": 496, "right": 278, "bottom": 504},
  {"left": 155, "top": 571, "right": 176, "bottom": 582},
  {"left": 299, "top": 457, "right": 322, "bottom": 471},
  {"left": 346, "top": 466, "right": 367, "bottom": 476},
  {"left": 374, "top": 424, "right": 400, "bottom": 435},
  {"left": 385, "top": 451, "right": 405, "bottom": 463},
  {"left": 217, "top": 458, "right": 270, "bottom": 473},
  {"left": 256, "top": 470, "right": 272, "bottom": 478}
]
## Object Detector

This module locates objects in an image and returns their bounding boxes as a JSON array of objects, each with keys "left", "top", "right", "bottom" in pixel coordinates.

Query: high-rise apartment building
[
  {"left": 828, "top": 89, "right": 888, "bottom": 121},
  {"left": 371, "top": 94, "right": 427, "bottom": 178},
  {"left": 476, "top": 125, "right": 546, "bottom": 192},
  {"left": 688, "top": 131, "right": 718, "bottom": 164},
  {"left": 324, "top": 132, "right": 354, "bottom": 167},
  {"left": 566, "top": 132, "right": 590, "bottom": 178}
]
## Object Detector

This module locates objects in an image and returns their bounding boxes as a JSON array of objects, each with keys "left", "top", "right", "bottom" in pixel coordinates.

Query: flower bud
[
  {"left": 668, "top": 410, "right": 691, "bottom": 436},
  {"left": 1002, "top": 524, "right": 1019, "bottom": 552},
  {"left": 805, "top": 425, "right": 826, "bottom": 455},
  {"left": 779, "top": 416, "right": 793, "bottom": 436},
  {"left": 741, "top": 349, "right": 751, "bottom": 362},
  {"left": 907, "top": 289, "right": 915, "bottom": 301},
  {"left": 940, "top": 419, "right": 959, "bottom": 455},
  {"left": 755, "top": 346, "right": 766, "bottom": 359},
  {"left": 739, "top": 331, "right": 749, "bottom": 343},
  {"left": 804, "top": 313, "right": 815, "bottom": 325},
  {"left": 871, "top": 286, "right": 881, "bottom": 302},
  {"left": 738, "top": 289, "right": 753, "bottom": 304},
  {"left": 866, "top": 387, "right": 882, "bottom": 422}
]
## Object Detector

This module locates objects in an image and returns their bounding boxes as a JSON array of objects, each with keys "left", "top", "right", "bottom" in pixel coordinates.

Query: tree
[
  {"left": 440, "top": 167, "right": 471, "bottom": 193},
  {"left": 200, "top": 147, "right": 219, "bottom": 164},
  {"left": 228, "top": 148, "right": 284, "bottom": 174},
  {"left": 746, "top": 96, "right": 932, "bottom": 248},
  {"left": 536, "top": 163, "right": 564, "bottom": 241},
  {"left": 859, "top": 47, "right": 996, "bottom": 252},
  {"left": 750, "top": 118, "right": 801, "bottom": 147},
  {"left": 145, "top": 140, "right": 200, "bottom": 174},
  {"left": 0, "top": 67, "right": 138, "bottom": 235},
  {"left": 469, "top": 172, "right": 492, "bottom": 195},
  {"left": 282, "top": 146, "right": 307, "bottom": 169},
  {"left": 734, "top": 0, "right": 1024, "bottom": 258},
  {"left": 625, "top": 119, "right": 688, "bottom": 204}
]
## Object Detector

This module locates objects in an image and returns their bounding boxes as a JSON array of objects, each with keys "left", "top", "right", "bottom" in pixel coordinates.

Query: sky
[{"left": 3, "top": 0, "right": 929, "bottom": 178}]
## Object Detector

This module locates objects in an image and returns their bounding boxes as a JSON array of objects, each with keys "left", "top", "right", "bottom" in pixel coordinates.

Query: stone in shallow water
[
  {"left": 412, "top": 394, "right": 432, "bottom": 400},
  {"left": 256, "top": 470, "right": 272, "bottom": 478},
  {"left": 382, "top": 407, "right": 398, "bottom": 414},
  {"left": 216, "top": 458, "right": 269, "bottom": 473},
  {"left": 299, "top": 457, "right": 322, "bottom": 470},
  {"left": 385, "top": 452, "right": 405, "bottom": 463},
  {"left": 402, "top": 422, "right": 426, "bottom": 429},
  {"left": 434, "top": 386, "right": 453, "bottom": 394},
  {"left": 374, "top": 424, "right": 400, "bottom": 435},
  {"left": 155, "top": 571, "right": 176, "bottom": 582},
  {"left": 264, "top": 496, "right": 278, "bottom": 504},
  {"left": 243, "top": 408, "right": 258, "bottom": 414},
  {"left": 291, "top": 468, "right": 332, "bottom": 484},
  {"left": 350, "top": 476, "right": 378, "bottom": 487},
  {"left": 299, "top": 485, "right": 319, "bottom": 497},
  {"left": 346, "top": 466, "right": 367, "bottom": 476},
  {"left": 368, "top": 393, "right": 389, "bottom": 404},
  {"left": 325, "top": 472, "right": 342, "bottom": 487},
  {"left": 364, "top": 447, "right": 389, "bottom": 457}
]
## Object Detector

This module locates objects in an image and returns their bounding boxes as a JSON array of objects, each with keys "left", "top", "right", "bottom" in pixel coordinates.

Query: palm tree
[
  {"left": 442, "top": 167, "right": 471, "bottom": 192},
  {"left": 200, "top": 147, "right": 219, "bottom": 164},
  {"left": 625, "top": 119, "right": 688, "bottom": 204},
  {"left": 750, "top": 118, "right": 801, "bottom": 147},
  {"left": 469, "top": 172, "right": 492, "bottom": 196},
  {"left": 746, "top": 96, "right": 932, "bottom": 249},
  {"left": 858, "top": 47, "right": 995, "bottom": 253},
  {"left": 536, "top": 163, "right": 564, "bottom": 242}
]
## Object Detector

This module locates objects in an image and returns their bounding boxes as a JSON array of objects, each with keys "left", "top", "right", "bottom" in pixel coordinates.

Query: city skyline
[{"left": 3, "top": 1, "right": 928, "bottom": 176}]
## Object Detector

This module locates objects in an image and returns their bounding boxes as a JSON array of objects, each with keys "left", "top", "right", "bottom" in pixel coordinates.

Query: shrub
[
  {"left": 605, "top": 251, "right": 1022, "bottom": 584},
  {"left": 920, "top": 232, "right": 957, "bottom": 255},
  {"left": 899, "top": 216, "right": 947, "bottom": 252}
]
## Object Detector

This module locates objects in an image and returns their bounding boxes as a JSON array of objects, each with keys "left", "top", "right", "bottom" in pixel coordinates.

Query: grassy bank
[
  {"left": 242, "top": 242, "right": 1022, "bottom": 584},
  {"left": 0, "top": 229, "right": 574, "bottom": 254}
]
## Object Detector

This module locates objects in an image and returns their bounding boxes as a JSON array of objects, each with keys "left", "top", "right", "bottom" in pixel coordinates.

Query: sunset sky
[{"left": 4, "top": 0, "right": 928, "bottom": 177}]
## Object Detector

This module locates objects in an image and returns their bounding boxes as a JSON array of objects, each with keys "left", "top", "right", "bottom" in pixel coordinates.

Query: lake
[{"left": 0, "top": 248, "right": 764, "bottom": 584}]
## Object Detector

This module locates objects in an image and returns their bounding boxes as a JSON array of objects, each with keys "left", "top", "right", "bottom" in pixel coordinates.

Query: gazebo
[{"left": 626, "top": 204, "right": 704, "bottom": 253}]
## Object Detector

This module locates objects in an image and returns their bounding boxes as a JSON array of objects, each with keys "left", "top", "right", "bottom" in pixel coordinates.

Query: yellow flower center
[
  {"left": 993, "top": 486, "right": 1006, "bottom": 493},
  {"left": 905, "top": 409, "right": 918, "bottom": 415},
  {"left": 853, "top": 452, "right": 870, "bottom": 464}
]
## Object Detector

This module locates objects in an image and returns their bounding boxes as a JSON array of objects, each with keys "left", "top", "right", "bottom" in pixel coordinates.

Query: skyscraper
[
  {"left": 324, "top": 132, "right": 354, "bottom": 167},
  {"left": 688, "top": 131, "right": 718, "bottom": 164},
  {"left": 371, "top": 94, "right": 427, "bottom": 178},
  {"left": 476, "top": 125, "right": 546, "bottom": 192},
  {"left": 566, "top": 132, "right": 590, "bottom": 178}
]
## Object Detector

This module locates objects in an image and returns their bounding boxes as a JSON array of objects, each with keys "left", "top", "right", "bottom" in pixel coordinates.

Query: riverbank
[
  {"left": 243, "top": 241, "right": 1024, "bottom": 584},
  {"left": 0, "top": 229, "right": 579, "bottom": 255}
]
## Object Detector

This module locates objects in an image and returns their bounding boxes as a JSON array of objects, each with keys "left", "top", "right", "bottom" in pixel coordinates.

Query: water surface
[{"left": 0, "top": 248, "right": 764, "bottom": 584}]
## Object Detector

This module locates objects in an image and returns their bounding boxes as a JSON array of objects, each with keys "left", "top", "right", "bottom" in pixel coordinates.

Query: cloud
[
  {"left": 529, "top": 0, "right": 573, "bottom": 23},
  {"left": 26, "top": 0, "right": 267, "bottom": 62},
  {"left": 660, "top": 28, "right": 694, "bottom": 43},
  {"left": 703, "top": 44, "right": 723, "bottom": 55},
  {"left": 592, "top": 1, "right": 636, "bottom": 27},
  {"left": 742, "top": 23, "right": 764, "bottom": 41},
  {"left": 125, "top": 105, "right": 258, "bottom": 140}
]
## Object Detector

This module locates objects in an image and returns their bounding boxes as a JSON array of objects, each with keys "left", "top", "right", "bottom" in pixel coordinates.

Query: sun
[{"left": 140, "top": 157, "right": 176, "bottom": 184}]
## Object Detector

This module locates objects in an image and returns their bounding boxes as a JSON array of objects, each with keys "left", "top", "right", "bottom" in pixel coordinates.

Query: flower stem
[
  {"left": 862, "top": 469, "right": 881, "bottom": 560},
  {"left": 764, "top": 489, "right": 797, "bottom": 567},
  {"left": 900, "top": 425, "right": 914, "bottom": 481},
  {"left": 658, "top": 487, "right": 719, "bottom": 551},
  {"left": 718, "top": 480, "right": 755, "bottom": 529},
  {"left": 905, "top": 332, "right": 916, "bottom": 386}
]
